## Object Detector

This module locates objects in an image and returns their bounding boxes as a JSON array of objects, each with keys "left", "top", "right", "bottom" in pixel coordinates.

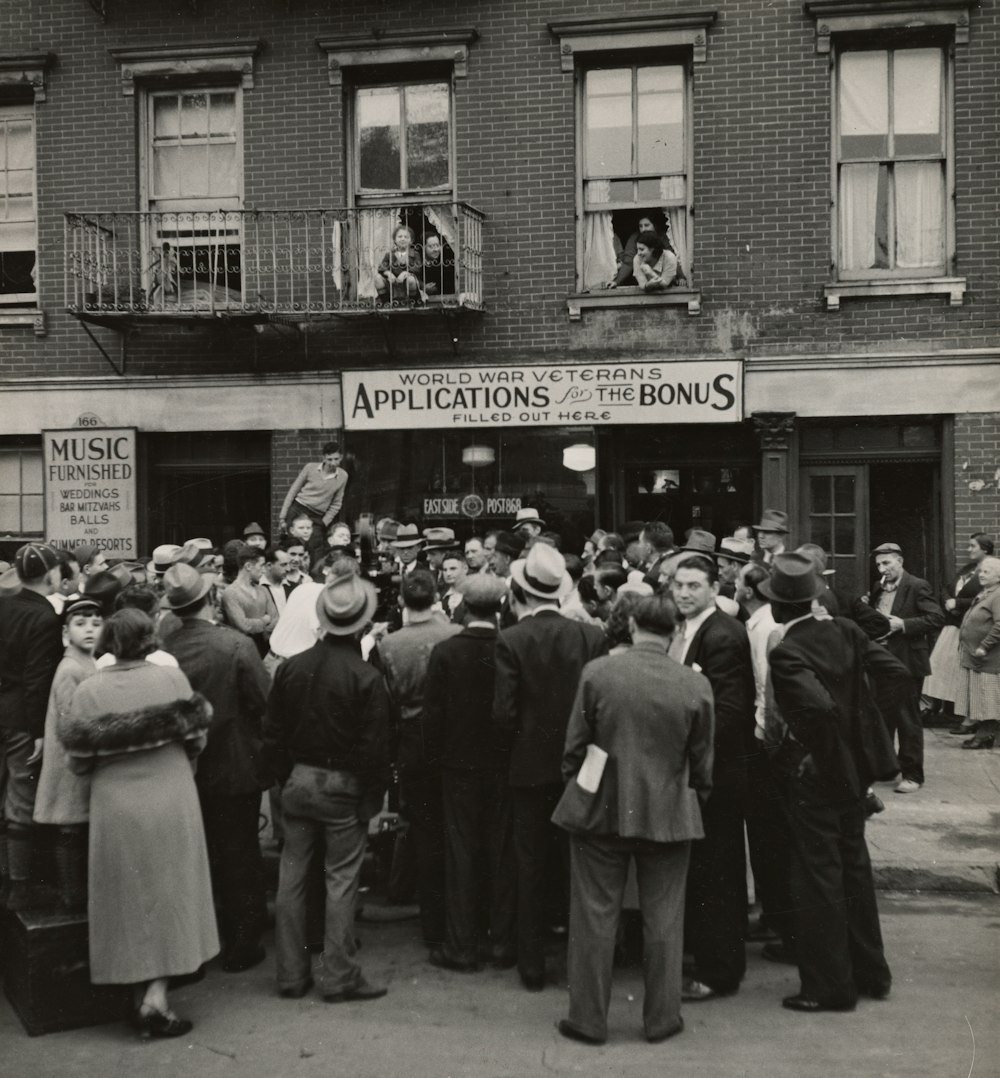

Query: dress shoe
[
  {"left": 681, "top": 978, "right": 717, "bottom": 1002},
  {"left": 556, "top": 1019, "right": 605, "bottom": 1046},
  {"left": 856, "top": 981, "right": 891, "bottom": 1000},
  {"left": 322, "top": 978, "right": 387, "bottom": 1003},
  {"left": 519, "top": 971, "right": 545, "bottom": 992},
  {"left": 782, "top": 993, "right": 855, "bottom": 1013},
  {"left": 428, "top": 949, "right": 479, "bottom": 973},
  {"left": 221, "top": 943, "right": 266, "bottom": 973},
  {"left": 864, "top": 791, "right": 885, "bottom": 817},
  {"left": 746, "top": 917, "right": 780, "bottom": 942},
  {"left": 134, "top": 1006, "right": 194, "bottom": 1039},
  {"left": 962, "top": 735, "right": 995, "bottom": 750},
  {"left": 278, "top": 976, "right": 314, "bottom": 999},
  {"left": 761, "top": 942, "right": 797, "bottom": 966},
  {"left": 647, "top": 1018, "right": 684, "bottom": 1044},
  {"left": 948, "top": 722, "right": 973, "bottom": 735},
  {"left": 893, "top": 778, "right": 922, "bottom": 794}
]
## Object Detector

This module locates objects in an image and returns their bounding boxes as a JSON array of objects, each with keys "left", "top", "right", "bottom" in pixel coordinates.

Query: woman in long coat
[{"left": 61, "top": 608, "right": 219, "bottom": 1038}]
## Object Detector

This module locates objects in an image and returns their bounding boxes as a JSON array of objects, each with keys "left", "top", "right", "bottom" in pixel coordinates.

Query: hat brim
[
  {"left": 509, "top": 558, "right": 573, "bottom": 602},
  {"left": 316, "top": 580, "right": 378, "bottom": 635},
  {"left": 513, "top": 517, "right": 545, "bottom": 529},
  {"left": 424, "top": 542, "right": 461, "bottom": 552},
  {"left": 757, "top": 576, "right": 825, "bottom": 603},
  {"left": 676, "top": 545, "right": 718, "bottom": 558},
  {"left": 715, "top": 550, "right": 752, "bottom": 565},
  {"left": 165, "top": 572, "right": 215, "bottom": 611},
  {"left": 752, "top": 524, "right": 788, "bottom": 533},
  {"left": 392, "top": 539, "right": 425, "bottom": 549}
]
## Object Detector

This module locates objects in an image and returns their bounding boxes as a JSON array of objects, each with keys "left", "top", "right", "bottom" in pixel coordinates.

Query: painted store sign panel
[{"left": 342, "top": 360, "right": 743, "bottom": 431}]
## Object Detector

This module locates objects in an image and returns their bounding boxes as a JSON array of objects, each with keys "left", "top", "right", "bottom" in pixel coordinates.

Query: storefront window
[{"left": 343, "top": 427, "right": 597, "bottom": 548}]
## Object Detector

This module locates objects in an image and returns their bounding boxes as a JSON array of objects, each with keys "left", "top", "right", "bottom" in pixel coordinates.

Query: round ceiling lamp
[
  {"left": 462, "top": 444, "right": 495, "bottom": 467},
  {"left": 563, "top": 443, "right": 596, "bottom": 472}
]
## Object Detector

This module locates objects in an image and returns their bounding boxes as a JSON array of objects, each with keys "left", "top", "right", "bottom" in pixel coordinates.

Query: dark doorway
[{"left": 868, "top": 462, "right": 939, "bottom": 587}]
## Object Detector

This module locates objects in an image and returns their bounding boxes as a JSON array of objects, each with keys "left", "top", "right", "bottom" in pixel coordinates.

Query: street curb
[{"left": 873, "top": 862, "right": 1000, "bottom": 894}]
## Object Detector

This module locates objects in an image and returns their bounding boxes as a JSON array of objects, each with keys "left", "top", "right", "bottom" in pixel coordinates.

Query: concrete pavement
[{"left": 868, "top": 726, "right": 1000, "bottom": 893}]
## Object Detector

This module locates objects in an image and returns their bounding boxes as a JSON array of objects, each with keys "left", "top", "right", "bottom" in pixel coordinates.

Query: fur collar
[{"left": 61, "top": 693, "right": 213, "bottom": 757}]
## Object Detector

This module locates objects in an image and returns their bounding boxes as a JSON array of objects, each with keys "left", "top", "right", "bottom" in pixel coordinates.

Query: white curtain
[
  {"left": 840, "top": 163, "right": 880, "bottom": 271},
  {"left": 355, "top": 209, "right": 397, "bottom": 300},
  {"left": 658, "top": 177, "right": 689, "bottom": 282},
  {"left": 582, "top": 180, "right": 617, "bottom": 290},
  {"left": 331, "top": 219, "right": 343, "bottom": 292},
  {"left": 425, "top": 204, "right": 458, "bottom": 250},
  {"left": 895, "top": 161, "right": 943, "bottom": 269}
]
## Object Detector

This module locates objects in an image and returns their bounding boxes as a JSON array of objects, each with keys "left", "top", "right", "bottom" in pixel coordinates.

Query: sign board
[
  {"left": 42, "top": 428, "right": 138, "bottom": 558},
  {"left": 423, "top": 494, "right": 522, "bottom": 519},
  {"left": 342, "top": 360, "right": 743, "bottom": 431}
]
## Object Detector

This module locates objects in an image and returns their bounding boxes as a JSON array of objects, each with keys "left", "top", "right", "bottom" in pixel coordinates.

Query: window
[
  {"left": 0, "top": 104, "right": 37, "bottom": 307},
  {"left": 355, "top": 82, "right": 451, "bottom": 199},
  {"left": 141, "top": 88, "right": 244, "bottom": 306},
  {"left": 580, "top": 63, "right": 690, "bottom": 292},
  {"left": 0, "top": 447, "right": 43, "bottom": 536},
  {"left": 836, "top": 46, "right": 947, "bottom": 278}
]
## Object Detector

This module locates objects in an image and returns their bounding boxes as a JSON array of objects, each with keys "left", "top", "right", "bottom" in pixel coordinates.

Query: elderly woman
[
  {"left": 61, "top": 608, "right": 218, "bottom": 1038},
  {"left": 926, "top": 533, "right": 993, "bottom": 725},
  {"left": 953, "top": 556, "right": 1000, "bottom": 750}
]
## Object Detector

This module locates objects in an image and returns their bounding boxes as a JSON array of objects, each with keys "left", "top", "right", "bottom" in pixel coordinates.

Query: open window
[{"left": 0, "top": 104, "right": 37, "bottom": 309}]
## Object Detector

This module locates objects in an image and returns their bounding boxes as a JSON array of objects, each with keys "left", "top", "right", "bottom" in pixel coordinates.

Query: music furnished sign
[
  {"left": 42, "top": 427, "right": 138, "bottom": 558},
  {"left": 342, "top": 360, "right": 743, "bottom": 431}
]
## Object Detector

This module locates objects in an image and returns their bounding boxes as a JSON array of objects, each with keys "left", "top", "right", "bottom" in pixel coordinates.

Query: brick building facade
[{"left": 1, "top": 0, "right": 997, "bottom": 591}]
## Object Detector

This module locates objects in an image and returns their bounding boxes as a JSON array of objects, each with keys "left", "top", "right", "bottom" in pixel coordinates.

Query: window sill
[
  {"left": 567, "top": 288, "right": 701, "bottom": 321},
  {"left": 0, "top": 308, "right": 45, "bottom": 336},
  {"left": 823, "top": 277, "right": 966, "bottom": 312}
]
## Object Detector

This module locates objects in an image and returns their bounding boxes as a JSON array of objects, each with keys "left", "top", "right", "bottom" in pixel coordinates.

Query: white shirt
[
  {"left": 675, "top": 605, "right": 716, "bottom": 663},
  {"left": 261, "top": 578, "right": 286, "bottom": 615},
  {"left": 745, "top": 603, "right": 778, "bottom": 736},
  {"left": 269, "top": 580, "right": 323, "bottom": 658}
]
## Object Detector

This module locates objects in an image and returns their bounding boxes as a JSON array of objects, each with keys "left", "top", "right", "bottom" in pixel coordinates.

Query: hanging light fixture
[
  {"left": 562, "top": 443, "right": 595, "bottom": 472},
  {"left": 462, "top": 444, "right": 495, "bottom": 467}
]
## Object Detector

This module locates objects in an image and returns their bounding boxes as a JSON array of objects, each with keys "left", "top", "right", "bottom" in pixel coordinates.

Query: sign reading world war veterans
[
  {"left": 342, "top": 360, "right": 743, "bottom": 431},
  {"left": 42, "top": 428, "right": 138, "bottom": 558}
]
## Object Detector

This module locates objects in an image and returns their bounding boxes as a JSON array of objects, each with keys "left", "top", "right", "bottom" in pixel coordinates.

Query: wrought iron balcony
[{"left": 64, "top": 203, "right": 485, "bottom": 320}]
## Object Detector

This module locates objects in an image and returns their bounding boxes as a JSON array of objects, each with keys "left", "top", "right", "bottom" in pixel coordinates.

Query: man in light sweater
[{"left": 279, "top": 441, "right": 349, "bottom": 565}]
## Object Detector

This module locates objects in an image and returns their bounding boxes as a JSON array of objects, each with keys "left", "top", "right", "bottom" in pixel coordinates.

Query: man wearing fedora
[
  {"left": 492, "top": 543, "right": 607, "bottom": 991},
  {"left": 243, "top": 522, "right": 268, "bottom": 552},
  {"left": 163, "top": 563, "right": 272, "bottom": 973},
  {"left": 373, "top": 569, "right": 461, "bottom": 950},
  {"left": 512, "top": 508, "right": 545, "bottom": 547},
  {"left": 265, "top": 572, "right": 390, "bottom": 1002},
  {"left": 392, "top": 524, "right": 427, "bottom": 577},
  {"left": 423, "top": 528, "right": 460, "bottom": 592},
  {"left": 865, "top": 543, "right": 943, "bottom": 793},
  {"left": 669, "top": 553, "right": 755, "bottom": 1002},
  {"left": 753, "top": 509, "right": 790, "bottom": 565},
  {"left": 0, "top": 543, "right": 64, "bottom": 910},
  {"left": 717, "top": 536, "right": 754, "bottom": 600},
  {"left": 764, "top": 552, "right": 907, "bottom": 1012}
]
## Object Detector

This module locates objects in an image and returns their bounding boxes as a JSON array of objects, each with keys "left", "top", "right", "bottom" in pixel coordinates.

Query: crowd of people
[{"left": 0, "top": 474, "right": 997, "bottom": 1045}]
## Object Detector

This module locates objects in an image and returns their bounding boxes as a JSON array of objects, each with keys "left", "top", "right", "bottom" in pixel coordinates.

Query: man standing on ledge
[{"left": 279, "top": 441, "right": 349, "bottom": 565}]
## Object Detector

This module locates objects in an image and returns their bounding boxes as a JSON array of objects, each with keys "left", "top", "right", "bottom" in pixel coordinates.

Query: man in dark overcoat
[{"left": 765, "top": 552, "right": 908, "bottom": 1012}]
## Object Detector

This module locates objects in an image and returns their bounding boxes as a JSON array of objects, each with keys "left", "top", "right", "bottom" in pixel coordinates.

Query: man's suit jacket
[
  {"left": 555, "top": 642, "right": 714, "bottom": 843},
  {"left": 769, "top": 616, "right": 910, "bottom": 800},
  {"left": 682, "top": 610, "right": 756, "bottom": 792},
  {"left": 423, "top": 625, "right": 501, "bottom": 772},
  {"left": 868, "top": 570, "right": 944, "bottom": 678},
  {"left": 493, "top": 609, "right": 607, "bottom": 787},
  {"left": 0, "top": 589, "right": 64, "bottom": 739},
  {"left": 165, "top": 619, "right": 271, "bottom": 796}
]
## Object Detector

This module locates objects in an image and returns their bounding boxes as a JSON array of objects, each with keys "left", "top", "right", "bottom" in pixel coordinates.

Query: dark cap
[
  {"left": 72, "top": 543, "right": 99, "bottom": 568},
  {"left": 872, "top": 543, "right": 903, "bottom": 556},
  {"left": 243, "top": 521, "right": 266, "bottom": 539},
  {"left": 15, "top": 543, "right": 60, "bottom": 583},
  {"left": 62, "top": 596, "right": 102, "bottom": 623},
  {"left": 493, "top": 530, "right": 526, "bottom": 559}
]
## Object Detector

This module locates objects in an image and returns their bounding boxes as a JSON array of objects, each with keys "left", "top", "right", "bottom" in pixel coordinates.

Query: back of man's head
[
  {"left": 741, "top": 562, "right": 771, "bottom": 602},
  {"left": 401, "top": 568, "right": 436, "bottom": 611},
  {"left": 631, "top": 594, "right": 678, "bottom": 637},
  {"left": 562, "top": 553, "right": 584, "bottom": 583},
  {"left": 642, "top": 521, "right": 674, "bottom": 553}
]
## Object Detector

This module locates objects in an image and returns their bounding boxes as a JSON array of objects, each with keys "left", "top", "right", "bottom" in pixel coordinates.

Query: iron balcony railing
[{"left": 64, "top": 203, "right": 485, "bottom": 317}]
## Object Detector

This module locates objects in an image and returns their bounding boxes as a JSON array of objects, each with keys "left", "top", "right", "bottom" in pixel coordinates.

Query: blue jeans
[{"left": 275, "top": 764, "right": 368, "bottom": 995}]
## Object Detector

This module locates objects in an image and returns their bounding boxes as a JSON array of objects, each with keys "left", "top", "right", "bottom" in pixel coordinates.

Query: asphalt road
[{"left": 2, "top": 891, "right": 997, "bottom": 1078}]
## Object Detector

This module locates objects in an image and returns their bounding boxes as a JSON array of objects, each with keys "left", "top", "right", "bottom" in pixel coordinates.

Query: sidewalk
[{"left": 867, "top": 726, "right": 1000, "bottom": 893}]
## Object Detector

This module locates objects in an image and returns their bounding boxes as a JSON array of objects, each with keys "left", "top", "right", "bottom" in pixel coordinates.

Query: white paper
[{"left": 576, "top": 744, "right": 608, "bottom": 794}]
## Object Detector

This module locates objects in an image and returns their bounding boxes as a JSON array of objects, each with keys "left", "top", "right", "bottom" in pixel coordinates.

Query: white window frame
[{"left": 0, "top": 103, "right": 38, "bottom": 309}]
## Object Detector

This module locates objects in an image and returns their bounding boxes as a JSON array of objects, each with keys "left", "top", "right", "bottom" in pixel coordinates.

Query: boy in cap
[
  {"left": 33, "top": 596, "right": 103, "bottom": 910},
  {"left": 0, "top": 543, "right": 65, "bottom": 909}
]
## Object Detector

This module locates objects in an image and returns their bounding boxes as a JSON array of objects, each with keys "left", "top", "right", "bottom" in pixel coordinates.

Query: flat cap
[{"left": 872, "top": 543, "right": 903, "bottom": 556}]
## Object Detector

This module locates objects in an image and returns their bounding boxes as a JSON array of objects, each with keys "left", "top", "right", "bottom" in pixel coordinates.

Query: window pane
[
  {"left": 153, "top": 96, "right": 179, "bottom": 138},
  {"left": 840, "top": 51, "right": 888, "bottom": 158},
  {"left": 6, "top": 120, "right": 34, "bottom": 171},
  {"left": 178, "top": 145, "right": 209, "bottom": 197},
  {"left": 834, "top": 517, "right": 855, "bottom": 554},
  {"left": 4, "top": 194, "right": 34, "bottom": 222},
  {"left": 153, "top": 145, "right": 179, "bottom": 198},
  {"left": 895, "top": 161, "right": 943, "bottom": 268},
  {"left": 637, "top": 66, "right": 684, "bottom": 174},
  {"left": 209, "top": 142, "right": 239, "bottom": 197},
  {"left": 5, "top": 168, "right": 33, "bottom": 198},
  {"left": 0, "top": 453, "right": 18, "bottom": 490},
  {"left": 209, "top": 93, "right": 237, "bottom": 137},
  {"left": 180, "top": 94, "right": 209, "bottom": 138},
  {"left": 585, "top": 69, "right": 632, "bottom": 177},
  {"left": 833, "top": 474, "right": 855, "bottom": 513},
  {"left": 810, "top": 475, "right": 831, "bottom": 514},
  {"left": 811, "top": 519, "right": 832, "bottom": 552},
  {"left": 405, "top": 84, "right": 449, "bottom": 189},
  {"left": 21, "top": 452, "right": 43, "bottom": 493},
  {"left": 605, "top": 179, "right": 634, "bottom": 201},
  {"left": 358, "top": 87, "right": 401, "bottom": 191},
  {"left": 894, "top": 49, "right": 942, "bottom": 156},
  {"left": 0, "top": 494, "right": 18, "bottom": 531},
  {"left": 637, "top": 177, "right": 667, "bottom": 200}
]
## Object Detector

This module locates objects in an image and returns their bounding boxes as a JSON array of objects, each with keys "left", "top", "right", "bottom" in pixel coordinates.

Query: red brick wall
[
  {"left": 0, "top": 0, "right": 997, "bottom": 377},
  {"left": 953, "top": 413, "right": 1000, "bottom": 569}
]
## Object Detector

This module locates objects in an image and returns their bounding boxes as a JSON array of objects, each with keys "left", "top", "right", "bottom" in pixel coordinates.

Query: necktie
[{"left": 668, "top": 630, "right": 687, "bottom": 663}]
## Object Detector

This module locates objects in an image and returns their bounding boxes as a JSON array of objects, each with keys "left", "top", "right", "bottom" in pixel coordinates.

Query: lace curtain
[
  {"left": 582, "top": 180, "right": 617, "bottom": 290},
  {"left": 840, "top": 163, "right": 880, "bottom": 271},
  {"left": 895, "top": 162, "right": 943, "bottom": 269}
]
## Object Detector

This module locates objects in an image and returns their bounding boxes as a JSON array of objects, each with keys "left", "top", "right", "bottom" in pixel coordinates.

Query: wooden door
[{"left": 799, "top": 465, "right": 867, "bottom": 598}]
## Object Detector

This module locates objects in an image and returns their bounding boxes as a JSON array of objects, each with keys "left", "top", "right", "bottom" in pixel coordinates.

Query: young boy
[{"left": 33, "top": 596, "right": 103, "bottom": 911}]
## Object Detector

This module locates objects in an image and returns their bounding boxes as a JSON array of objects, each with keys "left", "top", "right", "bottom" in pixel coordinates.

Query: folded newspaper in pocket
[{"left": 576, "top": 744, "right": 608, "bottom": 794}]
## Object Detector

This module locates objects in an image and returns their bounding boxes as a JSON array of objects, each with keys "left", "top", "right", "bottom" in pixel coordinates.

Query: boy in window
[{"left": 376, "top": 225, "right": 423, "bottom": 305}]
